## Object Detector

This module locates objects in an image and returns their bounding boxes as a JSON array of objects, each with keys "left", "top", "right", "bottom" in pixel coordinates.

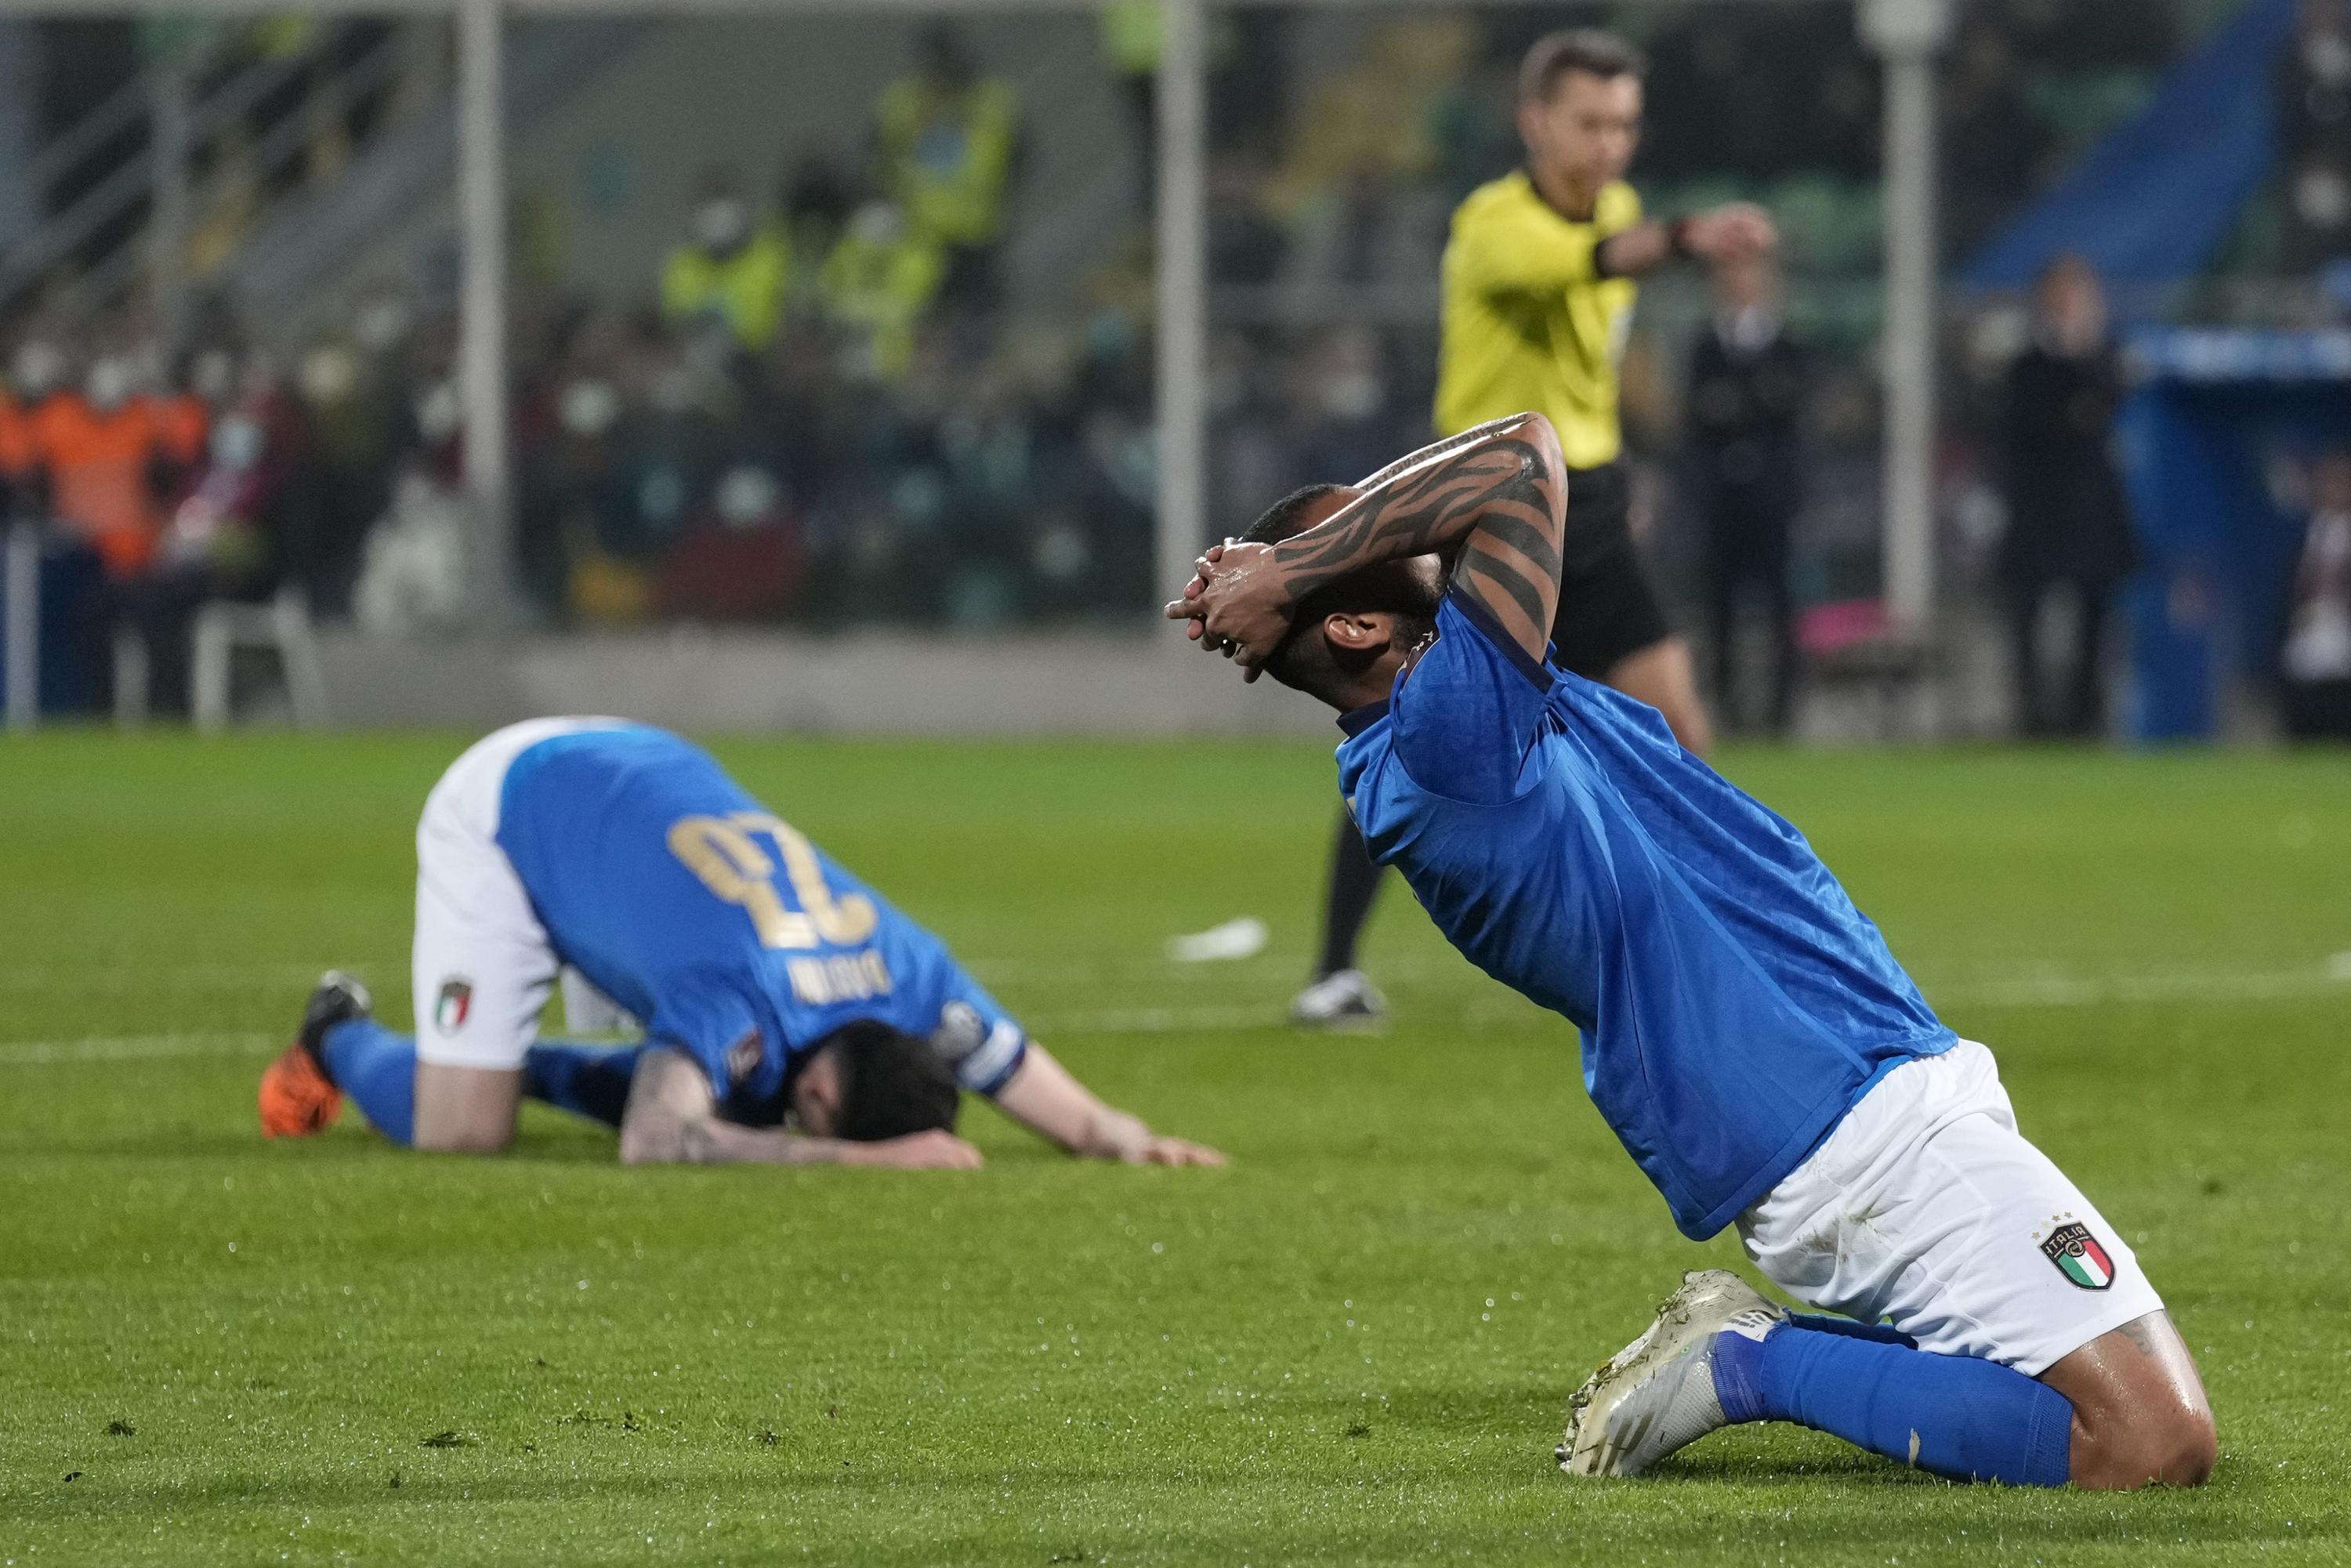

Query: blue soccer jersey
[
  {"left": 493, "top": 725, "right": 1027, "bottom": 1109},
  {"left": 1336, "top": 592, "right": 1954, "bottom": 1238}
]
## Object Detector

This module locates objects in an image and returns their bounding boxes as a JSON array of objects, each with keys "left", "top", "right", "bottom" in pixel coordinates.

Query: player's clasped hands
[{"left": 1165, "top": 540, "right": 1291, "bottom": 681}]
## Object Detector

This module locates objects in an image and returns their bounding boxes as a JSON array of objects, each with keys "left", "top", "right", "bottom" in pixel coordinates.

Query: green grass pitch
[{"left": 2, "top": 733, "right": 2348, "bottom": 1565}]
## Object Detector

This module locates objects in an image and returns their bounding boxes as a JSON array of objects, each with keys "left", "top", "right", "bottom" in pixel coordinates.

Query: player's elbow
[
  {"left": 1504, "top": 409, "right": 1561, "bottom": 454},
  {"left": 616, "top": 1115, "right": 685, "bottom": 1165},
  {"left": 1504, "top": 411, "right": 1569, "bottom": 494}
]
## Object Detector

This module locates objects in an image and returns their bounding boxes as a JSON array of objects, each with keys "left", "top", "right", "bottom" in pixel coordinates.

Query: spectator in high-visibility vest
[
  {"left": 19, "top": 349, "right": 203, "bottom": 579},
  {"left": 1096, "top": 0, "right": 1237, "bottom": 212},
  {"left": 661, "top": 167, "right": 791, "bottom": 353},
  {"left": 1, "top": 336, "right": 69, "bottom": 520},
  {"left": 873, "top": 24, "right": 1021, "bottom": 303},
  {"left": 819, "top": 200, "right": 944, "bottom": 385}
]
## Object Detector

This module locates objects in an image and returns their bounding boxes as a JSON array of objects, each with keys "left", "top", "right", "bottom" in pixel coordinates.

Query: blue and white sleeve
[{"left": 929, "top": 976, "right": 1030, "bottom": 1096}]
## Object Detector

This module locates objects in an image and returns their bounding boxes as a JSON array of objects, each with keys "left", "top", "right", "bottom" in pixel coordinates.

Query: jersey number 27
[{"left": 667, "top": 812, "right": 878, "bottom": 949}]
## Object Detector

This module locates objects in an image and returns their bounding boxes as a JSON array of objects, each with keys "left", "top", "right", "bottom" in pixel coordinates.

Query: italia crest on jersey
[{"left": 2038, "top": 1220, "right": 2114, "bottom": 1291}]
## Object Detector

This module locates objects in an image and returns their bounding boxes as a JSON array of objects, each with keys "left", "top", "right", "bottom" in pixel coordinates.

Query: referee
[{"left": 1295, "top": 27, "right": 1777, "bottom": 1030}]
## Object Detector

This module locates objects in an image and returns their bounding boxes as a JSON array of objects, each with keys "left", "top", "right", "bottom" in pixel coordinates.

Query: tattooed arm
[
  {"left": 1346, "top": 413, "right": 1531, "bottom": 494},
  {"left": 1171, "top": 411, "right": 1568, "bottom": 668}
]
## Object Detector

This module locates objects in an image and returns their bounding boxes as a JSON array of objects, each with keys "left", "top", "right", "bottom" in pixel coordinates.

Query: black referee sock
[{"left": 1315, "top": 813, "right": 1389, "bottom": 980}]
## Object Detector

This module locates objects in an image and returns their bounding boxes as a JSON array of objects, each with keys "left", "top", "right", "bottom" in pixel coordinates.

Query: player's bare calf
[{"left": 2041, "top": 1313, "right": 2216, "bottom": 1489}]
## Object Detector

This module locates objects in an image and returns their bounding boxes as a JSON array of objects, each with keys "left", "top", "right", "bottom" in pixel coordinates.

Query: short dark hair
[
  {"left": 1241, "top": 484, "right": 1346, "bottom": 549},
  {"left": 822, "top": 1020, "right": 960, "bottom": 1142},
  {"left": 1518, "top": 29, "right": 1646, "bottom": 105},
  {"left": 1238, "top": 484, "right": 1435, "bottom": 697}
]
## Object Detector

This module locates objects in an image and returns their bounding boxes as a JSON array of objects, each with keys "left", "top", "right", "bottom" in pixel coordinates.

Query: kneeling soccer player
[
  {"left": 1166, "top": 411, "right": 2213, "bottom": 1489},
  {"left": 259, "top": 719, "right": 1223, "bottom": 1171}
]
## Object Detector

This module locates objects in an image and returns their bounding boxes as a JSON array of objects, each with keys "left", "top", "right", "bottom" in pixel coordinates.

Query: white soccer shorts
[
  {"left": 1737, "top": 1040, "right": 2166, "bottom": 1377},
  {"left": 410, "top": 718, "right": 621, "bottom": 1071}
]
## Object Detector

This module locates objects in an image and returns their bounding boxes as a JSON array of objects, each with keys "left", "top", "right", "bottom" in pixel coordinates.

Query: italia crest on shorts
[
  {"left": 434, "top": 979, "right": 473, "bottom": 1035},
  {"left": 2038, "top": 1219, "right": 2115, "bottom": 1291}
]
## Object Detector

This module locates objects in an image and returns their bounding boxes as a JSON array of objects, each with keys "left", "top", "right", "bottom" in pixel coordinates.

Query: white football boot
[
  {"left": 1558, "top": 1269, "right": 1785, "bottom": 1478},
  {"left": 1288, "top": 969, "right": 1388, "bottom": 1033}
]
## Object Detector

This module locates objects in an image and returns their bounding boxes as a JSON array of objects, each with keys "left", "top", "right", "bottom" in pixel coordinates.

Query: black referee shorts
[{"left": 1549, "top": 460, "right": 1673, "bottom": 679}]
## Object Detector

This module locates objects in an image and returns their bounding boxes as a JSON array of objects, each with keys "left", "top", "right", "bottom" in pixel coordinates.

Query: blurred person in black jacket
[
  {"left": 1999, "top": 255, "right": 2138, "bottom": 740},
  {"left": 1687, "top": 252, "right": 1807, "bottom": 736},
  {"left": 2281, "top": 450, "right": 2351, "bottom": 741}
]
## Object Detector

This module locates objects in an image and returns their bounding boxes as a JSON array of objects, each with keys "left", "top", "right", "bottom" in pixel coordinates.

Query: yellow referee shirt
[{"left": 1434, "top": 171, "right": 1641, "bottom": 469}]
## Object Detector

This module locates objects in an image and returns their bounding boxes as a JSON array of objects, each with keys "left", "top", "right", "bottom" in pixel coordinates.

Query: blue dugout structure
[{"left": 2117, "top": 330, "right": 2351, "bottom": 741}]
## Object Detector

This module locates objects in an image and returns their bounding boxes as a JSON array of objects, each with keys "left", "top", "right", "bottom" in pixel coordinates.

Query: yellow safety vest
[
  {"left": 875, "top": 78, "right": 1019, "bottom": 248},
  {"left": 820, "top": 232, "right": 944, "bottom": 382},
  {"left": 661, "top": 225, "right": 791, "bottom": 352}
]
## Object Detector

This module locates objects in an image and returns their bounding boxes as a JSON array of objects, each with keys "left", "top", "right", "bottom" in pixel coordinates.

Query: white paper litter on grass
[{"left": 1167, "top": 918, "right": 1270, "bottom": 964}]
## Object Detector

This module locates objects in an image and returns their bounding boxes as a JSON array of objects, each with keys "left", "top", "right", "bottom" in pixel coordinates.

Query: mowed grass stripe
[{"left": 4, "top": 964, "right": 2346, "bottom": 1066}]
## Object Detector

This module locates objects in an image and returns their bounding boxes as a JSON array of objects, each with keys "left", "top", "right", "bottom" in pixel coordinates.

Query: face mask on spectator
[
  {"left": 300, "top": 345, "right": 360, "bottom": 407},
  {"left": 355, "top": 295, "right": 413, "bottom": 354},
  {"left": 849, "top": 201, "right": 906, "bottom": 247},
  {"left": 9, "top": 340, "right": 65, "bottom": 399},
  {"left": 415, "top": 382, "right": 462, "bottom": 442},
  {"left": 2304, "top": 29, "right": 2351, "bottom": 80},
  {"left": 212, "top": 415, "right": 266, "bottom": 473},
  {"left": 1031, "top": 521, "right": 1090, "bottom": 582},
  {"left": 560, "top": 378, "right": 622, "bottom": 437},
  {"left": 2296, "top": 164, "right": 2351, "bottom": 229},
  {"left": 393, "top": 468, "right": 444, "bottom": 515},
  {"left": 191, "top": 349, "right": 237, "bottom": 404},
  {"left": 85, "top": 357, "right": 136, "bottom": 412},
  {"left": 1320, "top": 371, "right": 1384, "bottom": 423},
  {"left": 694, "top": 199, "right": 752, "bottom": 253},
  {"left": 127, "top": 340, "right": 167, "bottom": 395},
  {"left": 713, "top": 465, "right": 780, "bottom": 529}
]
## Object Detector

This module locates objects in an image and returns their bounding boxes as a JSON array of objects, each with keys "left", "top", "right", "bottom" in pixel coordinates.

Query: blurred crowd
[
  {"left": 511, "top": 24, "right": 1161, "bottom": 632},
  {"left": 3, "top": 1, "right": 2348, "bottom": 736},
  {"left": 2, "top": 19, "right": 1167, "bottom": 720}
]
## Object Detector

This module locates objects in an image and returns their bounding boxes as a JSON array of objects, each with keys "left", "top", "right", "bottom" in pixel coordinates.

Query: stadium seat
[
  {"left": 1798, "top": 598, "right": 1944, "bottom": 741},
  {"left": 190, "top": 585, "right": 331, "bottom": 733},
  {"left": 111, "top": 626, "right": 149, "bottom": 728}
]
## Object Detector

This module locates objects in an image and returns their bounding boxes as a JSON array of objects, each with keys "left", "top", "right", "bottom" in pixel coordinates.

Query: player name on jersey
[{"left": 786, "top": 951, "right": 894, "bottom": 1006}]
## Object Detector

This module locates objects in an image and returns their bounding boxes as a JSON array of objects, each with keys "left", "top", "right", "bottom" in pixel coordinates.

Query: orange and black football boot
[{"left": 259, "top": 972, "right": 373, "bottom": 1138}]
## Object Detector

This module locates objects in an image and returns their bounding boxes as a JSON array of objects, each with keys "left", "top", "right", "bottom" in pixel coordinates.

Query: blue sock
[
  {"left": 318, "top": 1018, "right": 416, "bottom": 1146},
  {"left": 1713, "top": 1321, "right": 2074, "bottom": 1487},
  {"left": 522, "top": 1041, "right": 644, "bottom": 1129}
]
